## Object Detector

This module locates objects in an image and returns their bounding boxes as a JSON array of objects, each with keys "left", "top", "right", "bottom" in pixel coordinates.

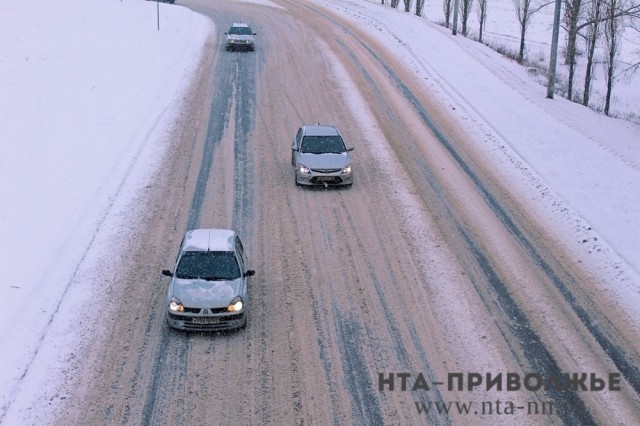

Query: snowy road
[{"left": 50, "top": 0, "right": 640, "bottom": 424}]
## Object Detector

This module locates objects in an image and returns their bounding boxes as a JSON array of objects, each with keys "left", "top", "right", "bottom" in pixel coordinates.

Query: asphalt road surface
[{"left": 56, "top": 0, "right": 640, "bottom": 424}]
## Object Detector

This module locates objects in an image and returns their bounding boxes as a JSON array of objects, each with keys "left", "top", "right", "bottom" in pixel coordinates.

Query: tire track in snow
[
  {"left": 323, "top": 3, "right": 640, "bottom": 406},
  {"left": 140, "top": 30, "right": 259, "bottom": 425},
  {"left": 329, "top": 203, "right": 452, "bottom": 425},
  {"left": 293, "top": 4, "right": 610, "bottom": 423},
  {"left": 364, "top": 40, "right": 640, "bottom": 402}
]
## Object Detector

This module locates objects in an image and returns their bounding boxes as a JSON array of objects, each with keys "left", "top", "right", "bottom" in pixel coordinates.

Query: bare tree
[
  {"left": 404, "top": 0, "right": 413, "bottom": 11},
  {"left": 461, "top": 0, "right": 475, "bottom": 35},
  {"left": 416, "top": 0, "right": 427, "bottom": 15},
  {"left": 624, "top": 12, "right": 640, "bottom": 74},
  {"left": 391, "top": 0, "right": 401, "bottom": 8},
  {"left": 443, "top": 0, "right": 454, "bottom": 27},
  {"left": 603, "top": 0, "right": 623, "bottom": 115},
  {"left": 564, "top": 0, "right": 639, "bottom": 101},
  {"left": 513, "top": 0, "right": 553, "bottom": 62},
  {"left": 477, "top": 0, "right": 489, "bottom": 42},
  {"left": 583, "top": 0, "right": 604, "bottom": 106},
  {"left": 563, "top": 0, "right": 585, "bottom": 100}
]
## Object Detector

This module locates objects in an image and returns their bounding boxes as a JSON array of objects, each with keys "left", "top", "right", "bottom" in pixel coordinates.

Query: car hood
[
  {"left": 297, "top": 152, "right": 350, "bottom": 169},
  {"left": 227, "top": 35, "right": 254, "bottom": 42},
  {"left": 171, "top": 277, "right": 242, "bottom": 308}
]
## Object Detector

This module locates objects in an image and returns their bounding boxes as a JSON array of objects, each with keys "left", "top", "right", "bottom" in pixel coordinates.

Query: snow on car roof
[
  {"left": 183, "top": 229, "right": 235, "bottom": 252},
  {"left": 303, "top": 124, "right": 340, "bottom": 136}
]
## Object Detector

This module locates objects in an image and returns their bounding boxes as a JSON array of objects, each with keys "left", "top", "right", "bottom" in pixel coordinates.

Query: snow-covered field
[
  {"left": 421, "top": 0, "right": 640, "bottom": 120},
  {"left": 0, "top": 0, "right": 212, "bottom": 421},
  {"left": 0, "top": 0, "right": 638, "bottom": 423}
]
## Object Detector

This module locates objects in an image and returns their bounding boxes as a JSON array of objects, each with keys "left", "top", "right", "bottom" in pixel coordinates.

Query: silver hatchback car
[
  {"left": 162, "top": 229, "right": 255, "bottom": 331},
  {"left": 291, "top": 124, "right": 354, "bottom": 187}
]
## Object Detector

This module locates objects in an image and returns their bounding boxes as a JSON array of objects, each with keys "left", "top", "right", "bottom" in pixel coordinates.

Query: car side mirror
[
  {"left": 253, "top": 33, "right": 257, "bottom": 35},
  {"left": 245, "top": 270, "right": 256, "bottom": 277},
  {"left": 162, "top": 270, "right": 174, "bottom": 277},
  {"left": 347, "top": 146, "right": 355, "bottom": 152}
]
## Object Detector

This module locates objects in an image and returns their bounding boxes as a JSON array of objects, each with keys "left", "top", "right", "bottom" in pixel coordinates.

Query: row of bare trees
[
  {"left": 563, "top": 0, "right": 639, "bottom": 113},
  {"left": 383, "top": 0, "right": 639, "bottom": 116},
  {"left": 381, "top": 0, "right": 427, "bottom": 15}
]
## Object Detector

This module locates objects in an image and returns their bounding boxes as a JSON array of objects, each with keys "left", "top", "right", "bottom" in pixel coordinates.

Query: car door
[
  {"left": 234, "top": 236, "right": 248, "bottom": 300},
  {"left": 235, "top": 236, "right": 246, "bottom": 272},
  {"left": 292, "top": 128, "right": 303, "bottom": 165}
]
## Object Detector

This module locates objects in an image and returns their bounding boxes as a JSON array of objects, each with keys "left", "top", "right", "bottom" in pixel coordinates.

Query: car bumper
[
  {"left": 226, "top": 42, "right": 254, "bottom": 50},
  {"left": 296, "top": 172, "right": 353, "bottom": 186},
  {"left": 167, "top": 312, "right": 246, "bottom": 331}
]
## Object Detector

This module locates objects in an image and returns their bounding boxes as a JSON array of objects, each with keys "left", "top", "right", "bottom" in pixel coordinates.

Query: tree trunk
[
  {"left": 443, "top": 0, "right": 453, "bottom": 28},
  {"left": 518, "top": 1, "right": 529, "bottom": 63},
  {"left": 461, "top": 0, "right": 474, "bottom": 36},
  {"left": 478, "top": 0, "right": 487, "bottom": 43},
  {"left": 563, "top": 0, "right": 582, "bottom": 101},
  {"left": 603, "top": 0, "right": 620, "bottom": 116},
  {"left": 605, "top": 52, "right": 614, "bottom": 115},
  {"left": 583, "top": 0, "right": 602, "bottom": 106}
]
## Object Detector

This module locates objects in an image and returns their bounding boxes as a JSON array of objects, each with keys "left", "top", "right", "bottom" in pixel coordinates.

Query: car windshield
[
  {"left": 175, "top": 251, "right": 241, "bottom": 280},
  {"left": 300, "top": 136, "right": 346, "bottom": 154},
  {"left": 229, "top": 26, "right": 253, "bottom": 35}
]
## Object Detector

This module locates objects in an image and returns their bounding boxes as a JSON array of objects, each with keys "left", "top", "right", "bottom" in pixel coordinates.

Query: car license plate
[
  {"left": 192, "top": 317, "right": 219, "bottom": 325},
  {"left": 317, "top": 176, "right": 334, "bottom": 181}
]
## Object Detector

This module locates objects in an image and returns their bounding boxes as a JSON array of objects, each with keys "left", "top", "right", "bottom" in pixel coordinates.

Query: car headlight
[
  {"left": 169, "top": 297, "right": 184, "bottom": 312},
  {"left": 342, "top": 164, "right": 352, "bottom": 174},
  {"left": 227, "top": 296, "right": 244, "bottom": 312},
  {"left": 298, "top": 164, "right": 311, "bottom": 175}
]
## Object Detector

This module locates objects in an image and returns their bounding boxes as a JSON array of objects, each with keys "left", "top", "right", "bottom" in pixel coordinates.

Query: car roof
[
  {"left": 302, "top": 124, "right": 340, "bottom": 137},
  {"left": 231, "top": 22, "right": 250, "bottom": 28},
  {"left": 182, "top": 229, "right": 236, "bottom": 252}
]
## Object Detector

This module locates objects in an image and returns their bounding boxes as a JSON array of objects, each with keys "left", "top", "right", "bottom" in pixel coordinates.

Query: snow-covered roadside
[
  {"left": 0, "top": 0, "right": 212, "bottom": 421},
  {"left": 316, "top": 0, "right": 640, "bottom": 322},
  {"left": 421, "top": 0, "right": 640, "bottom": 120}
]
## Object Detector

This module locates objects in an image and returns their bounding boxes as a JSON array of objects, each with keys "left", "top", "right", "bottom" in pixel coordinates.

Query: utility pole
[{"left": 547, "top": 0, "right": 562, "bottom": 98}]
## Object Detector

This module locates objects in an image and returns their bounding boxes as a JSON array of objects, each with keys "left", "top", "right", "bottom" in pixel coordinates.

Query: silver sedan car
[
  {"left": 291, "top": 124, "right": 354, "bottom": 187},
  {"left": 224, "top": 22, "right": 256, "bottom": 51},
  {"left": 162, "top": 229, "right": 255, "bottom": 331}
]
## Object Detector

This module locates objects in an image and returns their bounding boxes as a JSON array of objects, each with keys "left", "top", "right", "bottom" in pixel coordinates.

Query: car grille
[
  {"left": 168, "top": 312, "right": 244, "bottom": 330},
  {"left": 183, "top": 307, "right": 228, "bottom": 314},
  {"left": 168, "top": 312, "right": 243, "bottom": 321},
  {"left": 311, "top": 168, "right": 341, "bottom": 174},
  {"left": 309, "top": 176, "right": 344, "bottom": 184}
]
